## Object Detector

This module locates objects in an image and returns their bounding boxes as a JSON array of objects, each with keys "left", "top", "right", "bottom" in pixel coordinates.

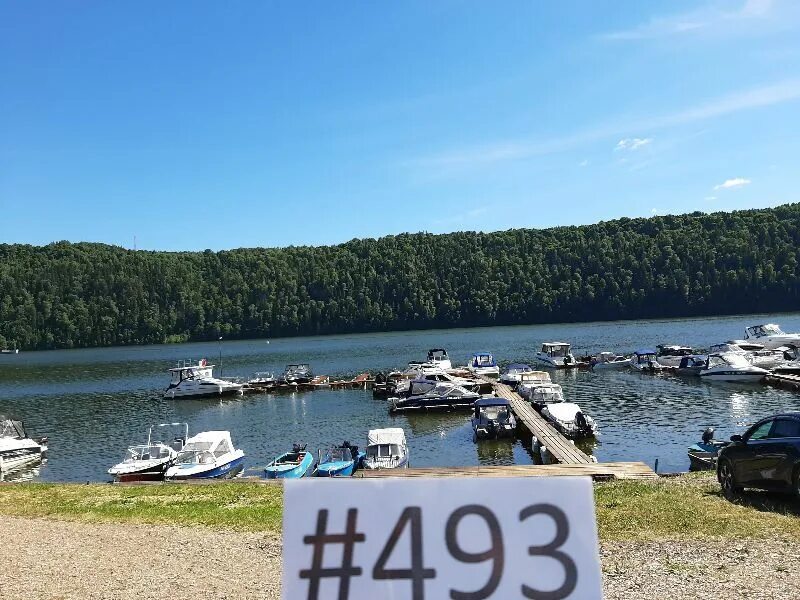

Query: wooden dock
[
  {"left": 766, "top": 372, "right": 800, "bottom": 391},
  {"left": 358, "top": 462, "right": 656, "bottom": 481},
  {"left": 491, "top": 381, "right": 594, "bottom": 465}
]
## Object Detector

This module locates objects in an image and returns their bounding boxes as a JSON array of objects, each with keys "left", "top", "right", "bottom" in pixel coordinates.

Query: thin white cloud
[
  {"left": 705, "top": 196, "right": 718, "bottom": 201},
  {"left": 579, "top": 159, "right": 589, "bottom": 167},
  {"left": 599, "top": 0, "right": 775, "bottom": 41},
  {"left": 408, "top": 79, "right": 800, "bottom": 169},
  {"left": 615, "top": 137, "right": 652, "bottom": 151},
  {"left": 714, "top": 178, "right": 751, "bottom": 190}
]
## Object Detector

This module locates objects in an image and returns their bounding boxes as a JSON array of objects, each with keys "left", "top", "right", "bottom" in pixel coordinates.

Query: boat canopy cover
[
  {"left": 546, "top": 402, "right": 582, "bottom": 421},
  {"left": 635, "top": 349, "right": 658, "bottom": 356},
  {"left": 474, "top": 397, "right": 511, "bottom": 408},
  {"left": 367, "top": 428, "right": 407, "bottom": 446}
]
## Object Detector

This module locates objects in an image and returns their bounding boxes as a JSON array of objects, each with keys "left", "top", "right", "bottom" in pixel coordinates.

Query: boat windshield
[
  {"left": 532, "top": 386, "right": 565, "bottom": 404},
  {"left": 367, "top": 444, "right": 400, "bottom": 459},
  {"left": 124, "top": 444, "right": 170, "bottom": 462},
  {"left": 544, "top": 345, "right": 570, "bottom": 357},
  {"left": 175, "top": 441, "right": 215, "bottom": 464},
  {"left": 479, "top": 405, "right": 510, "bottom": 421},
  {"left": 473, "top": 354, "right": 494, "bottom": 366},
  {"left": 714, "top": 354, "right": 752, "bottom": 368},
  {"left": 750, "top": 324, "right": 785, "bottom": 337},
  {"left": 0, "top": 419, "right": 26, "bottom": 439},
  {"left": 327, "top": 447, "right": 354, "bottom": 462}
]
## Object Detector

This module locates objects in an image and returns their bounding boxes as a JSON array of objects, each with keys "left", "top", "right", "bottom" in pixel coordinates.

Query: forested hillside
[{"left": 2, "top": 205, "right": 800, "bottom": 350}]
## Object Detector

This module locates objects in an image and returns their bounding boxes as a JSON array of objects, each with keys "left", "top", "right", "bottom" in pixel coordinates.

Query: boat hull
[
  {"left": 363, "top": 455, "right": 409, "bottom": 470},
  {"left": 165, "top": 455, "right": 246, "bottom": 480},
  {"left": 0, "top": 448, "right": 44, "bottom": 472},
  {"left": 700, "top": 372, "right": 765, "bottom": 383},
  {"left": 315, "top": 461, "right": 356, "bottom": 477},
  {"left": 264, "top": 452, "right": 314, "bottom": 479}
]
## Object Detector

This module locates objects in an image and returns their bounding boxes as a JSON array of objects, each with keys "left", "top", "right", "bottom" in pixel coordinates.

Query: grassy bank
[{"left": 0, "top": 473, "right": 797, "bottom": 540}]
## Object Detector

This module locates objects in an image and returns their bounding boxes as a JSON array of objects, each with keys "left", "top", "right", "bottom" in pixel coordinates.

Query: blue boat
[
  {"left": 264, "top": 443, "right": 314, "bottom": 479},
  {"left": 315, "top": 442, "right": 364, "bottom": 477},
  {"left": 687, "top": 427, "right": 730, "bottom": 471}
]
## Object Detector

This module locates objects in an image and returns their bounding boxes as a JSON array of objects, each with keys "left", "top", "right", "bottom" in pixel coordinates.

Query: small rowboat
[{"left": 264, "top": 444, "right": 314, "bottom": 479}]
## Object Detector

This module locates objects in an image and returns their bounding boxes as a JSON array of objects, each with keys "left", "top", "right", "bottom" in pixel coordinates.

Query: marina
[{"left": 1, "top": 312, "right": 800, "bottom": 482}]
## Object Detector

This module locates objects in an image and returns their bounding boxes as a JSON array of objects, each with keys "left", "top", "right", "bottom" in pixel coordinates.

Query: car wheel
[
  {"left": 718, "top": 459, "right": 742, "bottom": 498},
  {"left": 793, "top": 467, "right": 800, "bottom": 500}
]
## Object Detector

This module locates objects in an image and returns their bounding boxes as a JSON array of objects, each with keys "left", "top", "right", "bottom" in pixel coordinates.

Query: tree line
[{"left": 2, "top": 204, "right": 799, "bottom": 350}]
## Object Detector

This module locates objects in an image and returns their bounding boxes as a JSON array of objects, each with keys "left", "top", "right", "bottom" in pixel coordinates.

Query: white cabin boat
[
  {"left": 591, "top": 352, "right": 631, "bottom": 369},
  {"left": 499, "top": 364, "right": 534, "bottom": 387},
  {"left": 542, "top": 402, "right": 598, "bottom": 439},
  {"left": 108, "top": 423, "right": 188, "bottom": 482},
  {"left": 656, "top": 345, "right": 694, "bottom": 368},
  {"left": 743, "top": 324, "right": 800, "bottom": 350},
  {"left": 0, "top": 418, "right": 46, "bottom": 473},
  {"left": 699, "top": 353, "right": 769, "bottom": 383},
  {"left": 630, "top": 349, "right": 665, "bottom": 371},
  {"left": 164, "top": 360, "right": 243, "bottom": 399},
  {"left": 516, "top": 371, "right": 553, "bottom": 400},
  {"left": 164, "top": 431, "right": 245, "bottom": 479},
  {"left": 710, "top": 342, "right": 787, "bottom": 369},
  {"left": 534, "top": 343, "right": 577, "bottom": 369},
  {"left": 424, "top": 348, "right": 452, "bottom": 371},
  {"left": 363, "top": 428, "right": 409, "bottom": 470}
]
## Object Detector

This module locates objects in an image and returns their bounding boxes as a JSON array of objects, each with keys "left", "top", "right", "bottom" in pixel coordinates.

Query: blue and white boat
[
  {"left": 164, "top": 431, "right": 245, "bottom": 480},
  {"left": 264, "top": 443, "right": 314, "bottom": 479},
  {"left": 466, "top": 352, "right": 500, "bottom": 377},
  {"left": 315, "top": 442, "right": 364, "bottom": 477}
]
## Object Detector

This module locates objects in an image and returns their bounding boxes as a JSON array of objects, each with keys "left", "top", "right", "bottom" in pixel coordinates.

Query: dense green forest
[{"left": 2, "top": 204, "right": 800, "bottom": 350}]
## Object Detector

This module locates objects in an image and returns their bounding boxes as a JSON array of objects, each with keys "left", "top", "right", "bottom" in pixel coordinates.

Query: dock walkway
[{"left": 491, "top": 380, "right": 594, "bottom": 465}]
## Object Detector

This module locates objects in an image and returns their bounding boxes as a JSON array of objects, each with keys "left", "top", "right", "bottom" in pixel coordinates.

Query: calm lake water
[{"left": 2, "top": 312, "right": 800, "bottom": 482}]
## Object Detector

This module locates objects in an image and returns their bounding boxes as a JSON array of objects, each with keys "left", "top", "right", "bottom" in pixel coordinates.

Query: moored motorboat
[
  {"left": 743, "top": 323, "right": 800, "bottom": 350},
  {"left": 674, "top": 355, "right": 708, "bottom": 376},
  {"left": 279, "top": 364, "right": 313, "bottom": 385},
  {"left": 499, "top": 363, "right": 534, "bottom": 387},
  {"left": 164, "top": 360, "right": 243, "bottom": 399},
  {"left": 247, "top": 371, "right": 277, "bottom": 388},
  {"left": 108, "top": 422, "right": 188, "bottom": 482},
  {"left": 541, "top": 401, "right": 598, "bottom": 439},
  {"left": 527, "top": 383, "right": 566, "bottom": 413},
  {"left": 516, "top": 371, "right": 552, "bottom": 400},
  {"left": 424, "top": 348, "right": 452, "bottom": 371},
  {"left": 0, "top": 417, "right": 47, "bottom": 474},
  {"left": 363, "top": 428, "right": 409, "bottom": 470},
  {"left": 164, "top": 431, "right": 245, "bottom": 480},
  {"left": 687, "top": 427, "right": 729, "bottom": 471},
  {"left": 264, "top": 443, "right": 314, "bottom": 479},
  {"left": 466, "top": 353, "right": 500, "bottom": 378},
  {"left": 590, "top": 352, "right": 631, "bottom": 370},
  {"left": 534, "top": 343, "right": 579, "bottom": 369},
  {"left": 389, "top": 380, "right": 481, "bottom": 413},
  {"left": 699, "top": 352, "right": 768, "bottom": 383},
  {"left": 710, "top": 342, "right": 788, "bottom": 369},
  {"left": 656, "top": 345, "right": 695, "bottom": 368},
  {"left": 315, "top": 442, "right": 364, "bottom": 477},
  {"left": 630, "top": 349, "right": 665, "bottom": 372},
  {"left": 471, "top": 398, "right": 517, "bottom": 441}
]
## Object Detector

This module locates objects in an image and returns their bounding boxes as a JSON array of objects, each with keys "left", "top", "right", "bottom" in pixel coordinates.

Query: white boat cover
[
  {"left": 368, "top": 428, "right": 407, "bottom": 446},
  {"left": 545, "top": 402, "right": 582, "bottom": 423}
]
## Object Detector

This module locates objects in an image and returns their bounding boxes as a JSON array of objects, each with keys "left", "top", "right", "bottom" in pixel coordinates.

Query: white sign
[{"left": 282, "top": 476, "right": 602, "bottom": 599}]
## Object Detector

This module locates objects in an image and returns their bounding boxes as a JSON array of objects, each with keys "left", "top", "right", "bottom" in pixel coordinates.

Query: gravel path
[{"left": 3, "top": 515, "right": 799, "bottom": 599}]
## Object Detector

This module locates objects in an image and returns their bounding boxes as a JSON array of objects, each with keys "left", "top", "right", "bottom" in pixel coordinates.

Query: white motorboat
[
  {"left": 164, "top": 360, "right": 243, "bottom": 399},
  {"left": 743, "top": 324, "right": 800, "bottom": 350},
  {"left": 541, "top": 401, "right": 598, "bottom": 439},
  {"left": 517, "top": 371, "right": 553, "bottom": 400},
  {"left": 527, "top": 383, "right": 566, "bottom": 412},
  {"left": 699, "top": 353, "right": 769, "bottom": 383},
  {"left": 466, "top": 353, "right": 500, "bottom": 377},
  {"left": 424, "top": 348, "right": 452, "bottom": 371},
  {"left": 279, "top": 363, "right": 313, "bottom": 384},
  {"left": 395, "top": 367, "right": 481, "bottom": 394},
  {"left": 499, "top": 363, "right": 534, "bottom": 387},
  {"left": 655, "top": 345, "right": 695, "bottom": 368},
  {"left": 710, "top": 342, "right": 788, "bottom": 369},
  {"left": 0, "top": 417, "right": 47, "bottom": 473},
  {"left": 630, "top": 349, "right": 665, "bottom": 371},
  {"left": 363, "top": 428, "right": 409, "bottom": 470},
  {"left": 534, "top": 343, "right": 578, "bottom": 369},
  {"left": 164, "top": 431, "right": 245, "bottom": 479},
  {"left": 247, "top": 371, "right": 277, "bottom": 387},
  {"left": 591, "top": 352, "right": 631, "bottom": 369},
  {"left": 108, "top": 422, "right": 188, "bottom": 482}
]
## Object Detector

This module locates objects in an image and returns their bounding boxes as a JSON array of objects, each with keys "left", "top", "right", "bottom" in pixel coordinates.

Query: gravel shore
[{"left": 3, "top": 515, "right": 799, "bottom": 599}]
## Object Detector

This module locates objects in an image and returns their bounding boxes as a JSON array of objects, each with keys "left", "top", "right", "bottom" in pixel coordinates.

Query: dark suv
[{"left": 717, "top": 412, "right": 800, "bottom": 499}]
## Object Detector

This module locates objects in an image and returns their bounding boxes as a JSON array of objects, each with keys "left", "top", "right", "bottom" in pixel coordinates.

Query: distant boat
[
  {"left": 264, "top": 444, "right": 314, "bottom": 479},
  {"left": 0, "top": 349, "right": 19, "bottom": 355},
  {"left": 165, "top": 431, "right": 245, "bottom": 479},
  {"left": 164, "top": 360, "right": 243, "bottom": 399},
  {"left": 424, "top": 348, "right": 452, "bottom": 371},
  {"left": 655, "top": 345, "right": 695, "bottom": 368},
  {"left": 534, "top": 343, "right": 579, "bottom": 369},
  {"left": 315, "top": 442, "right": 364, "bottom": 477},
  {"left": 279, "top": 364, "right": 313, "bottom": 385},
  {"left": 743, "top": 323, "right": 800, "bottom": 349},
  {"left": 590, "top": 352, "right": 630, "bottom": 370},
  {"left": 0, "top": 417, "right": 47, "bottom": 473},
  {"left": 630, "top": 349, "right": 665, "bottom": 372}
]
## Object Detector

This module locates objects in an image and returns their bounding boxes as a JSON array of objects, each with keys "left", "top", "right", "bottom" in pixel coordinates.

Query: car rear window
[{"left": 770, "top": 418, "right": 800, "bottom": 439}]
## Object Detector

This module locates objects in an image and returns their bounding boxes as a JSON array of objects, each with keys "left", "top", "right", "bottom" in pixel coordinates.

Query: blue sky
[{"left": 2, "top": 0, "right": 799, "bottom": 251}]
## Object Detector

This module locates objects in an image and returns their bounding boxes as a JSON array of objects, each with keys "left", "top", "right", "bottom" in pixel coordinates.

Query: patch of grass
[
  {"left": 0, "top": 473, "right": 797, "bottom": 541},
  {"left": 0, "top": 482, "right": 283, "bottom": 533},
  {"left": 595, "top": 472, "right": 800, "bottom": 541}
]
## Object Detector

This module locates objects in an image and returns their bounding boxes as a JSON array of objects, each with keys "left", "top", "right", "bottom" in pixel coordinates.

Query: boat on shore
[
  {"left": 315, "top": 442, "right": 364, "bottom": 477},
  {"left": 363, "top": 428, "right": 409, "bottom": 470},
  {"left": 108, "top": 422, "right": 188, "bottom": 482},
  {"left": 164, "top": 360, "right": 243, "bottom": 399},
  {"left": 471, "top": 398, "right": 516, "bottom": 441},
  {"left": 0, "top": 417, "right": 47, "bottom": 474},
  {"left": 264, "top": 443, "right": 314, "bottom": 479},
  {"left": 164, "top": 431, "right": 245, "bottom": 480}
]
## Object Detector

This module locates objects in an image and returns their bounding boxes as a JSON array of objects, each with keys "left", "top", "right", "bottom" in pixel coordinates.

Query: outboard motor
[
  {"left": 575, "top": 411, "right": 588, "bottom": 432},
  {"left": 702, "top": 427, "right": 715, "bottom": 444}
]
